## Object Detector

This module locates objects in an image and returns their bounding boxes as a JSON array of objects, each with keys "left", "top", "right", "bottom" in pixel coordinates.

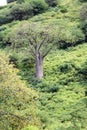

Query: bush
[
  {"left": 30, "top": 0, "right": 48, "bottom": 15},
  {"left": 0, "top": 10, "right": 13, "bottom": 25},
  {"left": 78, "top": 61, "right": 87, "bottom": 79},
  {"left": 60, "top": 6, "right": 67, "bottom": 13},
  {"left": 58, "top": 26, "right": 85, "bottom": 49},
  {"left": 45, "top": 0, "right": 58, "bottom": 7},
  {"left": 10, "top": 0, "right": 48, "bottom": 20},
  {"left": 0, "top": 51, "right": 40, "bottom": 130},
  {"left": 10, "top": 3, "right": 33, "bottom": 20}
]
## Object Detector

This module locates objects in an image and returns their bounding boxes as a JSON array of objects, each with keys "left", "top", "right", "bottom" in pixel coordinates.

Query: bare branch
[
  {"left": 28, "top": 36, "right": 37, "bottom": 49},
  {"left": 38, "top": 33, "right": 48, "bottom": 51},
  {"left": 28, "top": 43, "right": 36, "bottom": 57},
  {"left": 43, "top": 44, "right": 54, "bottom": 58}
]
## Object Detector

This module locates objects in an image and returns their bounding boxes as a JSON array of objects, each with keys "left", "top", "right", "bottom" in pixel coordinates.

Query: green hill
[{"left": 0, "top": 0, "right": 87, "bottom": 130}]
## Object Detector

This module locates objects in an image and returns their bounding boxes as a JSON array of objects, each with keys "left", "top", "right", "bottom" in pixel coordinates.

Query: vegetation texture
[{"left": 0, "top": 0, "right": 87, "bottom": 130}]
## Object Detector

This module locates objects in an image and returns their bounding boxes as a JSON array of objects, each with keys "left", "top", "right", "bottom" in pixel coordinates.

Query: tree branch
[
  {"left": 38, "top": 34, "right": 48, "bottom": 51},
  {"left": 28, "top": 43, "right": 36, "bottom": 57},
  {"left": 43, "top": 44, "right": 54, "bottom": 58}
]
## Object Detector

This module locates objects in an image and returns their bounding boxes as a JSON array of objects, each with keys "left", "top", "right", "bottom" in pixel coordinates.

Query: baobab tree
[{"left": 8, "top": 22, "right": 57, "bottom": 78}]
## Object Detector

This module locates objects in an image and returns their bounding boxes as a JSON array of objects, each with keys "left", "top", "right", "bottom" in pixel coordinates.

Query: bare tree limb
[
  {"left": 37, "top": 34, "right": 48, "bottom": 51},
  {"left": 43, "top": 44, "right": 54, "bottom": 58}
]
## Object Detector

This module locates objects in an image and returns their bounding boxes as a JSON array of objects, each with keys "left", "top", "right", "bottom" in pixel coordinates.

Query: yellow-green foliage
[
  {"left": 22, "top": 125, "right": 39, "bottom": 130},
  {"left": 0, "top": 51, "right": 40, "bottom": 130},
  {"left": 38, "top": 83, "right": 87, "bottom": 130},
  {"left": 44, "top": 43, "right": 87, "bottom": 84},
  {"left": 37, "top": 43, "right": 87, "bottom": 130}
]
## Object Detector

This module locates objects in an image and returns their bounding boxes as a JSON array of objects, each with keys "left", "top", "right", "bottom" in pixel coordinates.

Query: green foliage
[
  {"left": 10, "top": 3, "right": 33, "bottom": 20},
  {"left": 0, "top": 0, "right": 87, "bottom": 130},
  {"left": 0, "top": 0, "right": 48, "bottom": 25},
  {"left": 29, "top": 0, "right": 48, "bottom": 15},
  {"left": 17, "top": 0, "right": 24, "bottom": 3},
  {"left": 80, "top": 4, "right": 87, "bottom": 41},
  {"left": 0, "top": 10, "right": 13, "bottom": 25},
  {"left": 7, "top": 0, "right": 16, "bottom": 3},
  {"left": 78, "top": 61, "right": 87, "bottom": 80},
  {"left": 57, "top": 24, "right": 85, "bottom": 49},
  {"left": 22, "top": 125, "right": 39, "bottom": 130},
  {"left": 24, "top": 43, "right": 87, "bottom": 130},
  {"left": 38, "top": 83, "right": 87, "bottom": 130},
  {"left": 0, "top": 51, "right": 40, "bottom": 130},
  {"left": 45, "top": 0, "right": 58, "bottom": 7}
]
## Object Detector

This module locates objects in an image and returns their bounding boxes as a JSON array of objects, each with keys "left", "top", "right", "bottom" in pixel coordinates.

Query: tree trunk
[{"left": 35, "top": 53, "right": 43, "bottom": 79}]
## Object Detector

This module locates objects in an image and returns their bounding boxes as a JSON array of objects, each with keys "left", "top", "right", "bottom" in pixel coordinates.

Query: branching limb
[
  {"left": 43, "top": 44, "right": 54, "bottom": 58},
  {"left": 38, "top": 34, "right": 48, "bottom": 51}
]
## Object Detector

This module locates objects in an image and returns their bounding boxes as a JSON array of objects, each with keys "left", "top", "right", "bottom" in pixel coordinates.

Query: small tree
[{"left": 8, "top": 22, "right": 57, "bottom": 79}]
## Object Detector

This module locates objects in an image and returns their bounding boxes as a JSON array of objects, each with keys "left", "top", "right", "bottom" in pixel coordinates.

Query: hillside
[{"left": 0, "top": 0, "right": 87, "bottom": 130}]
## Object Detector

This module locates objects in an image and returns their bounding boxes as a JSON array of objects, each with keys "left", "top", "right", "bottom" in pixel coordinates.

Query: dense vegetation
[
  {"left": 0, "top": 51, "right": 40, "bottom": 130},
  {"left": 0, "top": 0, "right": 87, "bottom": 130}
]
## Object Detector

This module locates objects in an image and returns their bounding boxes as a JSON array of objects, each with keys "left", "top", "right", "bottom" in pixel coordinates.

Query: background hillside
[{"left": 0, "top": 0, "right": 87, "bottom": 130}]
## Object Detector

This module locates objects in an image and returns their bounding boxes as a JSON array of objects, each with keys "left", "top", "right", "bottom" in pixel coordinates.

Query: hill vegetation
[{"left": 0, "top": 0, "right": 87, "bottom": 130}]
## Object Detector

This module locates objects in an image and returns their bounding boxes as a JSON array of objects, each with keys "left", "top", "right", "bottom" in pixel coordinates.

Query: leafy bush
[
  {"left": 58, "top": 26, "right": 85, "bottom": 49},
  {"left": 45, "top": 0, "right": 58, "bottom": 7},
  {"left": 0, "top": 51, "right": 40, "bottom": 130},
  {"left": 9, "top": 0, "right": 48, "bottom": 21},
  {"left": 78, "top": 61, "right": 87, "bottom": 79},
  {"left": 10, "top": 3, "right": 33, "bottom": 20},
  {"left": 0, "top": 10, "right": 13, "bottom": 25},
  {"left": 60, "top": 6, "right": 67, "bottom": 13},
  {"left": 29, "top": 0, "right": 48, "bottom": 15}
]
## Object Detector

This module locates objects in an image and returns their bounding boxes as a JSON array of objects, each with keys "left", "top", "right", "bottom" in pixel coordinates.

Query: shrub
[
  {"left": 78, "top": 61, "right": 87, "bottom": 79},
  {"left": 58, "top": 26, "right": 85, "bottom": 49},
  {"left": 30, "top": 0, "right": 48, "bottom": 15},
  {"left": 60, "top": 6, "right": 67, "bottom": 13},
  {"left": 0, "top": 51, "right": 39, "bottom": 130},
  {"left": 0, "top": 11, "right": 13, "bottom": 25},
  {"left": 45, "top": 0, "right": 58, "bottom": 7},
  {"left": 10, "top": 3, "right": 33, "bottom": 20}
]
